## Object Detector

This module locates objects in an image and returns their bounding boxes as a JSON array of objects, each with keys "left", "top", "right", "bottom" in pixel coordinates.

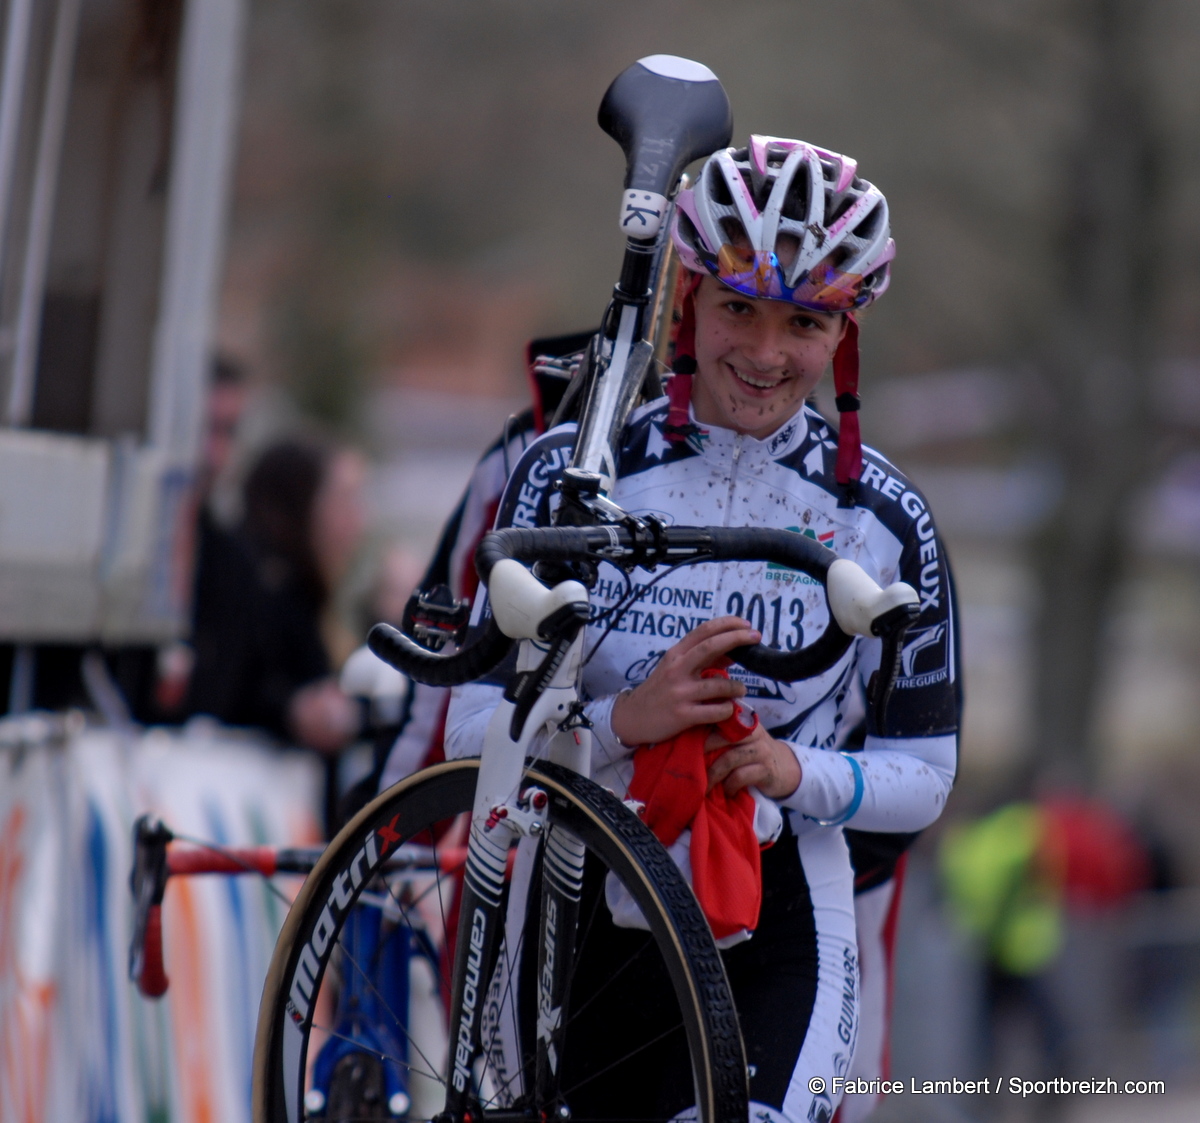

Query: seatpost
[{"left": 562, "top": 55, "right": 731, "bottom": 509}]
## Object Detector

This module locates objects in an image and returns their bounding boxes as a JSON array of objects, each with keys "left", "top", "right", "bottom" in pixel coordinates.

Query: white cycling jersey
[
  {"left": 444, "top": 391, "right": 959, "bottom": 1122},
  {"left": 446, "top": 395, "right": 958, "bottom": 833}
]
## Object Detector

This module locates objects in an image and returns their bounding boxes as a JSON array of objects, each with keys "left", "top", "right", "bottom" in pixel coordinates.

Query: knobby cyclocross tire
[{"left": 252, "top": 758, "right": 748, "bottom": 1123}]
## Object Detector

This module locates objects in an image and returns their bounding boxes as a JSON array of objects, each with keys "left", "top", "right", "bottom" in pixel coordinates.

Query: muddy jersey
[{"left": 447, "top": 397, "right": 958, "bottom": 835}]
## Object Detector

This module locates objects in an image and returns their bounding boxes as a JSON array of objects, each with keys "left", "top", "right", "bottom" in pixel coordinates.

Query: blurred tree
[
  {"left": 903, "top": 0, "right": 1169, "bottom": 787},
  {"left": 1030, "top": 0, "right": 1161, "bottom": 788},
  {"left": 258, "top": 0, "right": 388, "bottom": 432}
]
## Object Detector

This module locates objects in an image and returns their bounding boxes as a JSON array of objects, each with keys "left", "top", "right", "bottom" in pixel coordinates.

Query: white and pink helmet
[
  {"left": 667, "top": 136, "right": 893, "bottom": 505},
  {"left": 671, "top": 135, "right": 894, "bottom": 313}
]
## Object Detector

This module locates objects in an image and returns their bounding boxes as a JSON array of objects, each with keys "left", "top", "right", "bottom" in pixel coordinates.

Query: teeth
[{"left": 732, "top": 367, "right": 782, "bottom": 390}]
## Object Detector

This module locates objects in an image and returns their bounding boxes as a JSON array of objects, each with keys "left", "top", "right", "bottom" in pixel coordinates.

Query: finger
[
  {"left": 670, "top": 616, "right": 757, "bottom": 658},
  {"left": 703, "top": 727, "right": 753, "bottom": 753},
  {"left": 680, "top": 699, "right": 736, "bottom": 729},
  {"left": 723, "top": 763, "right": 769, "bottom": 798},
  {"left": 706, "top": 743, "right": 760, "bottom": 789},
  {"left": 679, "top": 626, "right": 762, "bottom": 674},
  {"left": 683, "top": 676, "right": 747, "bottom": 704}
]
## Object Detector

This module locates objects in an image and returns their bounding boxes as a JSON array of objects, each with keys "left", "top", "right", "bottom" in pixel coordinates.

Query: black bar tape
[
  {"left": 383, "top": 525, "right": 855, "bottom": 689},
  {"left": 367, "top": 619, "right": 512, "bottom": 688},
  {"left": 729, "top": 626, "right": 853, "bottom": 681},
  {"left": 704, "top": 527, "right": 836, "bottom": 581}
]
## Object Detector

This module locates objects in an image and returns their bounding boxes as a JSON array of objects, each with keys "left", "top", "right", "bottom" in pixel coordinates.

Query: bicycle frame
[
  {"left": 442, "top": 568, "right": 592, "bottom": 1114},
  {"left": 432, "top": 55, "right": 739, "bottom": 1109}
]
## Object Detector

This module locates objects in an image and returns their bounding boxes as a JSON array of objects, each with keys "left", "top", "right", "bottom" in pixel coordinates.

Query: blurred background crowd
[{"left": 3, "top": 2, "right": 1200, "bottom": 1121}]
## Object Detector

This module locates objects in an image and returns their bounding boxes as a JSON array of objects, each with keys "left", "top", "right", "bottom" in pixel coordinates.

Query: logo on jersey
[
  {"left": 895, "top": 623, "right": 949, "bottom": 689},
  {"left": 768, "top": 420, "right": 798, "bottom": 455},
  {"left": 807, "top": 1093, "right": 833, "bottom": 1123},
  {"left": 766, "top": 527, "right": 833, "bottom": 585},
  {"left": 801, "top": 426, "right": 838, "bottom": 478},
  {"left": 508, "top": 440, "right": 574, "bottom": 529}
]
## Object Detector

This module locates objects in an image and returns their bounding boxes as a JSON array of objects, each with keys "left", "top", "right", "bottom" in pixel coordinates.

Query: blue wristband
[{"left": 811, "top": 753, "right": 864, "bottom": 827}]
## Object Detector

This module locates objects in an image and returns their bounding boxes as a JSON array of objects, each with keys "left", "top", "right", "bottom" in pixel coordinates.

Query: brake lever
[
  {"left": 866, "top": 602, "right": 921, "bottom": 737},
  {"left": 503, "top": 604, "right": 588, "bottom": 741},
  {"left": 129, "top": 815, "right": 173, "bottom": 997}
]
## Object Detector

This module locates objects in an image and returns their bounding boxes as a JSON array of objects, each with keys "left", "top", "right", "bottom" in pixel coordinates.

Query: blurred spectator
[
  {"left": 186, "top": 437, "right": 367, "bottom": 770},
  {"left": 371, "top": 541, "right": 426, "bottom": 627},
  {"left": 940, "top": 797, "right": 1150, "bottom": 1099},
  {"left": 200, "top": 355, "right": 249, "bottom": 498},
  {"left": 157, "top": 356, "right": 252, "bottom": 714}
]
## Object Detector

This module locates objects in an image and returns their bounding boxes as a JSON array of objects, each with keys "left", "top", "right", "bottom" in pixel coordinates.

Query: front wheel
[{"left": 253, "top": 758, "right": 748, "bottom": 1123}]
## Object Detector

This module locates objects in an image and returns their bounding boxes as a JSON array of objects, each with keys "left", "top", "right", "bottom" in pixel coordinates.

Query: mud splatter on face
[{"left": 690, "top": 276, "right": 846, "bottom": 441}]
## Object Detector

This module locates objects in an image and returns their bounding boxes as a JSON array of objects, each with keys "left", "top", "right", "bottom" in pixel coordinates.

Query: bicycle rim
[{"left": 252, "top": 758, "right": 747, "bottom": 1123}]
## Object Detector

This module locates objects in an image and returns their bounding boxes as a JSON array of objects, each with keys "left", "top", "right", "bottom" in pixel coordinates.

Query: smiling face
[{"left": 689, "top": 275, "right": 847, "bottom": 441}]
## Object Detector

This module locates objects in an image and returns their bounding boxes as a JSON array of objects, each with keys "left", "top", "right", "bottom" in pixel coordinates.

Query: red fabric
[
  {"left": 627, "top": 670, "right": 764, "bottom": 940},
  {"left": 1039, "top": 796, "right": 1151, "bottom": 910},
  {"left": 833, "top": 315, "right": 862, "bottom": 487},
  {"left": 879, "top": 853, "right": 907, "bottom": 1081},
  {"left": 665, "top": 272, "right": 704, "bottom": 443},
  {"left": 665, "top": 371, "right": 694, "bottom": 438},
  {"left": 524, "top": 338, "right": 547, "bottom": 435},
  {"left": 672, "top": 270, "right": 703, "bottom": 366}
]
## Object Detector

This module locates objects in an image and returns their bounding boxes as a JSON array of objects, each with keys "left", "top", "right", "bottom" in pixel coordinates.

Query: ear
[{"left": 834, "top": 314, "right": 850, "bottom": 344}]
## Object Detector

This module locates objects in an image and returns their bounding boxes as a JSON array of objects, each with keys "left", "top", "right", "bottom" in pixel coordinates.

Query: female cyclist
[{"left": 446, "top": 136, "right": 959, "bottom": 1123}]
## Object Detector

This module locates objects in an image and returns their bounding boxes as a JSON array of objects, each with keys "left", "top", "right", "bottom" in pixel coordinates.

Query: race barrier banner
[{"left": 0, "top": 718, "right": 323, "bottom": 1123}]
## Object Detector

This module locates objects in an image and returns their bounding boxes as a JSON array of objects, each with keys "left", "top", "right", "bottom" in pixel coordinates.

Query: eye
[
  {"left": 723, "top": 299, "right": 754, "bottom": 316},
  {"left": 790, "top": 314, "right": 823, "bottom": 331}
]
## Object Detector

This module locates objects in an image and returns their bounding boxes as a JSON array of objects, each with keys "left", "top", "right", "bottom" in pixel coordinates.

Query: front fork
[
  {"left": 440, "top": 635, "right": 591, "bottom": 1122},
  {"left": 533, "top": 812, "right": 586, "bottom": 1115}
]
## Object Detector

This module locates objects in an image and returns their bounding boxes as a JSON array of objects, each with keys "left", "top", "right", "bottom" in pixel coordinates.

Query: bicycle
[
  {"left": 250, "top": 55, "right": 921, "bottom": 1123},
  {"left": 129, "top": 815, "right": 461, "bottom": 1120}
]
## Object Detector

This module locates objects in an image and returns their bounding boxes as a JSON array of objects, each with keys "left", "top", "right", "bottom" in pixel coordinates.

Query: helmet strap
[
  {"left": 665, "top": 272, "right": 704, "bottom": 444},
  {"left": 832, "top": 314, "right": 863, "bottom": 508}
]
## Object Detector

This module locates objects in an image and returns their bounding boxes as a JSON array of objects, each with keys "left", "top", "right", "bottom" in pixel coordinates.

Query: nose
[{"left": 740, "top": 320, "right": 787, "bottom": 370}]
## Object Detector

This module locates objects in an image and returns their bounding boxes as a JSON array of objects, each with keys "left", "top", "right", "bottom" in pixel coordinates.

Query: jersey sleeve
[
  {"left": 444, "top": 424, "right": 572, "bottom": 761},
  {"left": 781, "top": 486, "right": 960, "bottom": 832}
]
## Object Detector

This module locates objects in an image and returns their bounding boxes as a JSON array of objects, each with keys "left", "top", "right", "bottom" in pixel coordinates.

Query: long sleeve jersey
[{"left": 446, "top": 396, "right": 958, "bottom": 836}]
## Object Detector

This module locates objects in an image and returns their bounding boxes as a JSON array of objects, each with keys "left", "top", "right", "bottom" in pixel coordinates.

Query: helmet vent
[
  {"left": 826, "top": 246, "right": 852, "bottom": 272},
  {"left": 776, "top": 233, "right": 801, "bottom": 272},
  {"left": 709, "top": 172, "right": 734, "bottom": 207},
  {"left": 826, "top": 194, "right": 855, "bottom": 227},
  {"left": 676, "top": 210, "right": 703, "bottom": 251},
  {"left": 745, "top": 172, "right": 772, "bottom": 212},
  {"left": 851, "top": 206, "right": 883, "bottom": 241},
  {"left": 781, "top": 176, "right": 810, "bottom": 222},
  {"left": 719, "top": 217, "right": 749, "bottom": 247}
]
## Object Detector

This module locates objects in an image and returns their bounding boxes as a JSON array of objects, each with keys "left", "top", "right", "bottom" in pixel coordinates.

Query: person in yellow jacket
[{"left": 941, "top": 797, "right": 1149, "bottom": 1081}]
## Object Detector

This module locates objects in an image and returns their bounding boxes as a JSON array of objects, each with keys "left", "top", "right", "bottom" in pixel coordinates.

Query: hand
[
  {"left": 288, "top": 678, "right": 359, "bottom": 755},
  {"left": 610, "top": 616, "right": 761, "bottom": 747},
  {"left": 705, "top": 722, "right": 802, "bottom": 801}
]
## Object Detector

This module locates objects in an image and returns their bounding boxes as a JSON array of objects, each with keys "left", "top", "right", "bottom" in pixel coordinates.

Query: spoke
[
  {"left": 170, "top": 832, "right": 297, "bottom": 908},
  {"left": 559, "top": 915, "right": 657, "bottom": 1032},
  {"left": 428, "top": 816, "right": 463, "bottom": 948},
  {"left": 305, "top": 1020, "right": 442, "bottom": 1086},
  {"left": 332, "top": 926, "right": 446, "bottom": 1088},
  {"left": 376, "top": 863, "right": 440, "bottom": 946},
  {"left": 478, "top": 925, "right": 533, "bottom": 1109},
  {"left": 556, "top": 1020, "right": 686, "bottom": 1100},
  {"left": 479, "top": 859, "right": 684, "bottom": 1114},
  {"left": 371, "top": 824, "right": 461, "bottom": 996}
]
